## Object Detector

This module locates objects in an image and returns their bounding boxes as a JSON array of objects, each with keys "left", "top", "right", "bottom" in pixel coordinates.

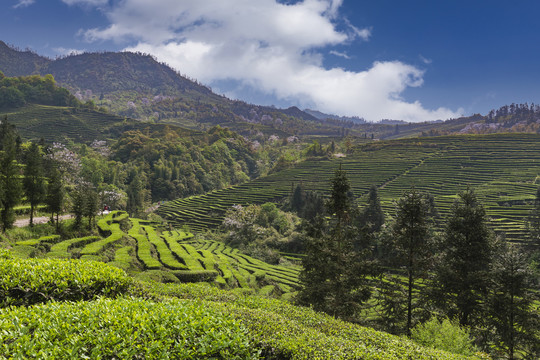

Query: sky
[{"left": 3, "top": 0, "right": 540, "bottom": 122}]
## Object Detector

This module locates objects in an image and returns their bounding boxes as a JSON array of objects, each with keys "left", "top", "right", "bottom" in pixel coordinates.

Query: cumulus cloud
[
  {"left": 13, "top": 0, "right": 35, "bottom": 8},
  {"left": 78, "top": 0, "right": 460, "bottom": 122}
]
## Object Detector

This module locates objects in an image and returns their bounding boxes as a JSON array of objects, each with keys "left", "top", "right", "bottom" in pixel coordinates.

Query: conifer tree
[
  {"left": 487, "top": 245, "right": 540, "bottom": 359},
  {"left": 360, "top": 184, "right": 385, "bottom": 233},
  {"left": 23, "top": 142, "right": 45, "bottom": 226},
  {"left": 390, "top": 187, "right": 433, "bottom": 336},
  {"left": 46, "top": 165, "right": 64, "bottom": 231},
  {"left": 526, "top": 185, "right": 540, "bottom": 246},
  {"left": 72, "top": 183, "right": 86, "bottom": 229},
  {"left": 0, "top": 119, "right": 22, "bottom": 230},
  {"left": 433, "top": 187, "right": 495, "bottom": 327},
  {"left": 297, "top": 165, "right": 373, "bottom": 320},
  {"left": 127, "top": 175, "right": 144, "bottom": 217},
  {"left": 83, "top": 185, "right": 99, "bottom": 229}
]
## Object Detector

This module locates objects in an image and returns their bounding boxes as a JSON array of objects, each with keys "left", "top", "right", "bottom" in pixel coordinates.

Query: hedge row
[
  {"left": 0, "top": 297, "right": 258, "bottom": 359},
  {"left": 0, "top": 257, "right": 132, "bottom": 307},
  {"left": 136, "top": 282, "right": 488, "bottom": 360}
]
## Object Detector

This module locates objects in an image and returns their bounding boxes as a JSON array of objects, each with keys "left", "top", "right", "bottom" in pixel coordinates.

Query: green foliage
[
  {"left": 0, "top": 74, "right": 79, "bottom": 109},
  {"left": 411, "top": 317, "right": 478, "bottom": 356},
  {"left": 138, "top": 282, "right": 487, "bottom": 360},
  {"left": 0, "top": 118, "right": 22, "bottom": 230},
  {"left": 389, "top": 187, "right": 434, "bottom": 335},
  {"left": 486, "top": 244, "right": 540, "bottom": 359},
  {"left": 433, "top": 187, "right": 496, "bottom": 327},
  {"left": 159, "top": 133, "right": 540, "bottom": 242},
  {"left": 0, "top": 297, "right": 258, "bottom": 359},
  {"left": 360, "top": 184, "right": 385, "bottom": 233},
  {"left": 526, "top": 185, "right": 540, "bottom": 246},
  {"left": 0, "top": 257, "right": 132, "bottom": 307},
  {"left": 23, "top": 142, "right": 45, "bottom": 226},
  {"left": 297, "top": 165, "right": 373, "bottom": 320}
]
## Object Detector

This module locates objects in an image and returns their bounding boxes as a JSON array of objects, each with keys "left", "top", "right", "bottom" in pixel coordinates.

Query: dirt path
[{"left": 14, "top": 215, "right": 73, "bottom": 228}]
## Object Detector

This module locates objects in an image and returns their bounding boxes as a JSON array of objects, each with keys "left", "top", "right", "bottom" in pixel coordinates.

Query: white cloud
[
  {"left": 330, "top": 50, "right": 351, "bottom": 59},
  {"left": 13, "top": 0, "right": 35, "bottom": 8},
  {"left": 62, "top": 0, "right": 108, "bottom": 5},
  {"left": 53, "top": 47, "right": 86, "bottom": 56},
  {"left": 77, "top": 0, "right": 460, "bottom": 122},
  {"left": 419, "top": 54, "right": 432, "bottom": 64}
]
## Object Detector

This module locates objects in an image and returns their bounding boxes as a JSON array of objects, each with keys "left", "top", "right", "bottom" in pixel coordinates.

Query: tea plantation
[
  {"left": 9, "top": 211, "right": 300, "bottom": 299},
  {"left": 158, "top": 133, "right": 540, "bottom": 242},
  {"left": 0, "top": 242, "right": 488, "bottom": 359}
]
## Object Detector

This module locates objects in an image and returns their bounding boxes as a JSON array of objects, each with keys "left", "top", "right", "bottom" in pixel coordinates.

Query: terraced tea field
[
  {"left": 158, "top": 133, "right": 540, "bottom": 242},
  {"left": 0, "top": 104, "right": 174, "bottom": 143},
  {"left": 10, "top": 211, "right": 299, "bottom": 299}
]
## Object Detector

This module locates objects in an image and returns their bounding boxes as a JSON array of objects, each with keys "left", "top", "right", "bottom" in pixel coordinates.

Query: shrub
[
  {"left": 173, "top": 270, "right": 219, "bottom": 283},
  {"left": 0, "top": 257, "right": 132, "bottom": 307},
  {"left": 411, "top": 317, "right": 478, "bottom": 356},
  {"left": 0, "top": 297, "right": 258, "bottom": 359}
]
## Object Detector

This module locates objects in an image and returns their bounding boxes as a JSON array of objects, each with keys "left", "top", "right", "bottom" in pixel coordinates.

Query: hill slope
[
  {"left": 0, "top": 41, "right": 334, "bottom": 138},
  {"left": 158, "top": 133, "right": 540, "bottom": 242}
]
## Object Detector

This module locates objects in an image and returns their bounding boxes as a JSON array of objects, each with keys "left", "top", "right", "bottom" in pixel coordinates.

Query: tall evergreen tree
[
  {"left": 360, "top": 184, "right": 385, "bottom": 233},
  {"left": 127, "top": 175, "right": 144, "bottom": 217},
  {"left": 83, "top": 185, "right": 99, "bottom": 229},
  {"left": 326, "top": 163, "right": 352, "bottom": 227},
  {"left": 46, "top": 165, "right": 64, "bottom": 231},
  {"left": 526, "top": 185, "right": 540, "bottom": 246},
  {"left": 390, "top": 188, "right": 433, "bottom": 336},
  {"left": 487, "top": 245, "right": 540, "bottom": 359},
  {"left": 23, "top": 142, "right": 45, "bottom": 226},
  {"left": 0, "top": 120, "right": 22, "bottom": 230},
  {"left": 433, "top": 187, "right": 495, "bottom": 327},
  {"left": 297, "top": 165, "right": 373, "bottom": 320},
  {"left": 72, "top": 183, "right": 86, "bottom": 229}
]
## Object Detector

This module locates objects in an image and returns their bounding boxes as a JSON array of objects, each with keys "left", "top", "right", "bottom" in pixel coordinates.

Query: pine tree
[
  {"left": 390, "top": 187, "right": 433, "bottom": 336},
  {"left": 526, "top": 185, "right": 540, "bottom": 246},
  {"left": 360, "top": 184, "right": 385, "bottom": 233},
  {"left": 46, "top": 165, "right": 64, "bottom": 231},
  {"left": 487, "top": 245, "right": 540, "bottom": 359},
  {"left": 0, "top": 120, "right": 22, "bottom": 230},
  {"left": 72, "top": 183, "right": 86, "bottom": 229},
  {"left": 127, "top": 175, "right": 144, "bottom": 217},
  {"left": 433, "top": 187, "right": 495, "bottom": 327},
  {"left": 297, "top": 165, "right": 373, "bottom": 320},
  {"left": 83, "top": 185, "right": 99, "bottom": 229},
  {"left": 23, "top": 142, "right": 45, "bottom": 226}
]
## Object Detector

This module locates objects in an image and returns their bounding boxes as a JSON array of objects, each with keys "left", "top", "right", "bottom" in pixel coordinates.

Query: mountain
[
  {"left": 0, "top": 41, "right": 50, "bottom": 77},
  {"left": 304, "top": 108, "right": 366, "bottom": 123},
  {"left": 0, "top": 41, "right": 330, "bottom": 138}
]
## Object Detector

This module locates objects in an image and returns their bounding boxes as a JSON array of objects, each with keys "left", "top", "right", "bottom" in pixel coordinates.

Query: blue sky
[{"left": 3, "top": 0, "right": 540, "bottom": 122}]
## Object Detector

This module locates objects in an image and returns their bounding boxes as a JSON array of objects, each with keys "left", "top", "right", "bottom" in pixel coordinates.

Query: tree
[
  {"left": 46, "top": 165, "right": 64, "bottom": 231},
  {"left": 433, "top": 187, "right": 495, "bottom": 327},
  {"left": 360, "top": 184, "right": 385, "bottom": 233},
  {"left": 127, "top": 175, "right": 144, "bottom": 217},
  {"left": 72, "top": 182, "right": 86, "bottom": 229},
  {"left": 297, "top": 165, "right": 373, "bottom": 320},
  {"left": 0, "top": 119, "right": 22, "bottom": 230},
  {"left": 326, "top": 163, "right": 352, "bottom": 227},
  {"left": 83, "top": 185, "right": 99, "bottom": 229},
  {"left": 390, "top": 187, "right": 433, "bottom": 336},
  {"left": 487, "top": 245, "right": 540, "bottom": 359},
  {"left": 23, "top": 142, "right": 46, "bottom": 226},
  {"left": 526, "top": 185, "right": 540, "bottom": 246}
]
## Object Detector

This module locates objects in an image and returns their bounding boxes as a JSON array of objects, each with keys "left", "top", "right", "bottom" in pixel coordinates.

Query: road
[{"left": 14, "top": 215, "right": 73, "bottom": 227}]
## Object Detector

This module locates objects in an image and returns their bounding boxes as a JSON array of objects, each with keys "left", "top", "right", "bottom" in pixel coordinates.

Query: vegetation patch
[{"left": 0, "top": 257, "right": 132, "bottom": 307}]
